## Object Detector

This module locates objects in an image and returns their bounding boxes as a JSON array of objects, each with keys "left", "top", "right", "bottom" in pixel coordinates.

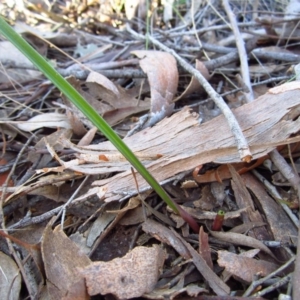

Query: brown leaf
[
  {"left": 62, "top": 75, "right": 150, "bottom": 128},
  {"left": 210, "top": 230, "right": 277, "bottom": 260},
  {"left": 175, "top": 59, "right": 210, "bottom": 101},
  {"left": 193, "top": 185, "right": 216, "bottom": 210},
  {"left": 142, "top": 219, "right": 191, "bottom": 259},
  {"left": 119, "top": 206, "right": 146, "bottom": 225},
  {"left": 79, "top": 245, "right": 166, "bottom": 298},
  {"left": 86, "top": 72, "right": 151, "bottom": 125},
  {"left": 86, "top": 201, "right": 121, "bottom": 247},
  {"left": 229, "top": 221, "right": 267, "bottom": 234},
  {"left": 199, "top": 226, "right": 213, "bottom": 269},
  {"left": 0, "top": 251, "right": 21, "bottom": 300},
  {"left": 41, "top": 222, "right": 91, "bottom": 300},
  {"left": 28, "top": 129, "right": 72, "bottom": 166},
  {"left": 180, "top": 206, "right": 248, "bottom": 221},
  {"left": 228, "top": 163, "right": 255, "bottom": 212},
  {"left": 229, "top": 164, "right": 278, "bottom": 245},
  {"left": 242, "top": 173, "right": 298, "bottom": 245},
  {"left": 17, "top": 113, "right": 71, "bottom": 132},
  {"left": 132, "top": 50, "right": 178, "bottom": 122},
  {"left": 218, "top": 250, "right": 278, "bottom": 283},
  {"left": 145, "top": 283, "right": 207, "bottom": 299}
]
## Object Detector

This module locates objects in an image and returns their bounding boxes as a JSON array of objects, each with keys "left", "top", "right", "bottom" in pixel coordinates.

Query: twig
[
  {"left": 54, "top": 175, "right": 90, "bottom": 228},
  {"left": 269, "top": 149, "right": 300, "bottom": 201},
  {"left": 243, "top": 256, "right": 295, "bottom": 296},
  {"left": 0, "top": 134, "right": 37, "bottom": 213},
  {"left": 293, "top": 233, "right": 300, "bottom": 299},
  {"left": 0, "top": 133, "right": 38, "bottom": 298},
  {"left": 175, "top": 75, "right": 292, "bottom": 111},
  {"left": 252, "top": 48, "right": 300, "bottom": 62},
  {"left": 126, "top": 24, "right": 252, "bottom": 162},
  {"left": 251, "top": 169, "right": 299, "bottom": 228},
  {"left": 8, "top": 206, "right": 62, "bottom": 229},
  {"left": 222, "top": 0, "right": 254, "bottom": 102},
  {"left": 253, "top": 273, "right": 293, "bottom": 297},
  {"left": 163, "top": 21, "right": 259, "bottom": 37}
]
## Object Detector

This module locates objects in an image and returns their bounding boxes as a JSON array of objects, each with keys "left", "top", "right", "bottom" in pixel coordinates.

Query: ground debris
[{"left": 0, "top": 1, "right": 299, "bottom": 299}]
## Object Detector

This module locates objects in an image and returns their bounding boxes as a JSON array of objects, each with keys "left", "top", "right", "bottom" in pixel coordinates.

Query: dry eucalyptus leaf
[
  {"left": 210, "top": 230, "right": 276, "bottom": 260},
  {"left": 62, "top": 75, "right": 150, "bottom": 129},
  {"left": 108, "top": 196, "right": 145, "bottom": 225},
  {"left": 132, "top": 50, "right": 178, "bottom": 125},
  {"left": 242, "top": 173, "right": 298, "bottom": 245},
  {"left": 119, "top": 206, "right": 146, "bottom": 225},
  {"left": 86, "top": 71, "right": 119, "bottom": 95},
  {"left": 28, "top": 129, "right": 72, "bottom": 167},
  {"left": 4, "top": 170, "right": 82, "bottom": 206},
  {"left": 193, "top": 185, "right": 216, "bottom": 211},
  {"left": 69, "top": 232, "right": 91, "bottom": 256},
  {"left": 175, "top": 59, "right": 210, "bottom": 101},
  {"left": 171, "top": 205, "right": 246, "bottom": 222},
  {"left": 85, "top": 71, "right": 151, "bottom": 125},
  {"left": 125, "top": 0, "right": 140, "bottom": 20},
  {"left": 199, "top": 226, "right": 213, "bottom": 270},
  {"left": 145, "top": 283, "right": 207, "bottom": 299},
  {"left": 221, "top": 249, "right": 260, "bottom": 282},
  {"left": 41, "top": 223, "right": 91, "bottom": 300},
  {"left": 218, "top": 250, "right": 278, "bottom": 283},
  {"left": 229, "top": 221, "right": 267, "bottom": 234},
  {"left": 0, "top": 41, "right": 41, "bottom": 84},
  {"left": 0, "top": 251, "right": 21, "bottom": 300},
  {"left": 142, "top": 219, "right": 191, "bottom": 259},
  {"left": 17, "top": 113, "right": 71, "bottom": 132},
  {"left": 80, "top": 245, "right": 166, "bottom": 298},
  {"left": 228, "top": 164, "right": 275, "bottom": 246},
  {"left": 26, "top": 171, "right": 87, "bottom": 203},
  {"left": 86, "top": 201, "right": 121, "bottom": 247}
]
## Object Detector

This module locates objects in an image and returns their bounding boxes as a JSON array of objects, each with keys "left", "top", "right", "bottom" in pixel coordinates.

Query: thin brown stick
[
  {"left": 294, "top": 236, "right": 300, "bottom": 299},
  {"left": 126, "top": 25, "right": 252, "bottom": 162},
  {"left": 243, "top": 256, "right": 295, "bottom": 296},
  {"left": 269, "top": 149, "right": 300, "bottom": 202},
  {"left": 222, "top": 0, "right": 254, "bottom": 102}
]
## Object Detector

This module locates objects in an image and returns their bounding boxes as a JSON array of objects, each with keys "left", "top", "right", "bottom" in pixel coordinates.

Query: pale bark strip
[
  {"left": 65, "top": 85, "right": 300, "bottom": 203},
  {"left": 126, "top": 24, "right": 252, "bottom": 162}
]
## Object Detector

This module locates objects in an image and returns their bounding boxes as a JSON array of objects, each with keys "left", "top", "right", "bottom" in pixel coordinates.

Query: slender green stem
[{"left": 0, "top": 17, "right": 179, "bottom": 213}]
